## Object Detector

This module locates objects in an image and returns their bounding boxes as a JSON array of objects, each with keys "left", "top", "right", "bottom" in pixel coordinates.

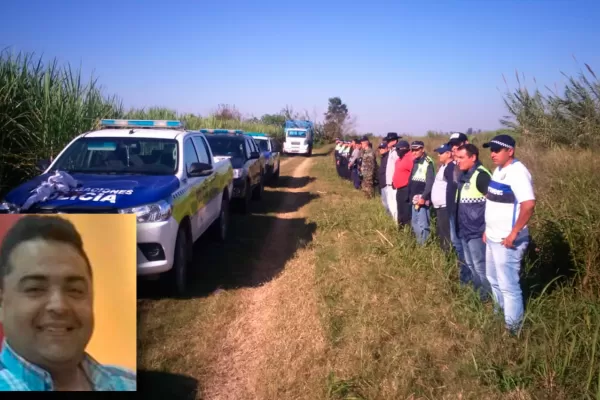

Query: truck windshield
[
  {"left": 287, "top": 130, "right": 306, "bottom": 138},
  {"left": 50, "top": 137, "right": 179, "bottom": 175},
  {"left": 205, "top": 136, "right": 245, "bottom": 159}
]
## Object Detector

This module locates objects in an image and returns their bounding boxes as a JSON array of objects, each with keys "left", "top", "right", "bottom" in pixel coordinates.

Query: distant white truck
[{"left": 282, "top": 119, "right": 314, "bottom": 156}]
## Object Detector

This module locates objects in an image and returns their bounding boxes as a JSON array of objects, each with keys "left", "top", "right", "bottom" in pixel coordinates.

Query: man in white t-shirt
[{"left": 482, "top": 134, "right": 536, "bottom": 334}]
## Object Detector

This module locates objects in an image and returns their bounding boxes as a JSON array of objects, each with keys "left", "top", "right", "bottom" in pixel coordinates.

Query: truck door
[
  {"left": 182, "top": 137, "right": 207, "bottom": 241},
  {"left": 192, "top": 135, "right": 220, "bottom": 230}
]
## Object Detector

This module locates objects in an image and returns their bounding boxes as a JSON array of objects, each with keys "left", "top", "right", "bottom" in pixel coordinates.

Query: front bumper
[
  {"left": 137, "top": 216, "right": 179, "bottom": 276},
  {"left": 283, "top": 143, "right": 309, "bottom": 154},
  {"left": 232, "top": 178, "right": 248, "bottom": 198}
]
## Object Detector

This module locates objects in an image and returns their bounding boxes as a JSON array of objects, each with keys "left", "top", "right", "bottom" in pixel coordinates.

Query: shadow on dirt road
[
  {"left": 138, "top": 175, "right": 318, "bottom": 300},
  {"left": 138, "top": 369, "right": 199, "bottom": 399}
]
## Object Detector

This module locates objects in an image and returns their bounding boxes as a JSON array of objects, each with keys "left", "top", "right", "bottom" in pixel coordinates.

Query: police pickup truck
[
  {"left": 203, "top": 130, "right": 265, "bottom": 213},
  {"left": 247, "top": 132, "right": 281, "bottom": 183},
  {"left": 0, "top": 119, "right": 234, "bottom": 295}
]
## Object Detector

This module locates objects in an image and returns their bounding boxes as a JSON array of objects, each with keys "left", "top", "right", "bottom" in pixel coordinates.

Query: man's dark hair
[
  {"left": 457, "top": 143, "right": 479, "bottom": 160},
  {"left": 353, "top": 139, "right": 360, "bottom": 145},
  {"left": 0, "top": 216, "right": 92, "bottom": 286}
]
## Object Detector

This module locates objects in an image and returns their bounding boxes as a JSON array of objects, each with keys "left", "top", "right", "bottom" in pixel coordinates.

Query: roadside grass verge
[{"left": 308, "top": 145, "right": 599, "bottom": 399}]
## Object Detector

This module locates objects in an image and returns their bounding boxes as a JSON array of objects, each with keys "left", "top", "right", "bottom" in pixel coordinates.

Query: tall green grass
[
  {"left": 0, "top": 51, "right": 284, "bottom": 197},
  {"left": 501, "top": 63, "right": 600, "bottom": 148}
]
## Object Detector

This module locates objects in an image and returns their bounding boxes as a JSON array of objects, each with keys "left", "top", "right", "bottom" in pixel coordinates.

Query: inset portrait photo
[{"left": 0, "top": 214, "right": 137, "bottom": 391}]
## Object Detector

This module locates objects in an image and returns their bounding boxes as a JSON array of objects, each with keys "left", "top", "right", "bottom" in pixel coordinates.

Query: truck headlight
[
  {"left": 119, "top": 200, "right": 172, "bottom": 223},
  {"left": 0, "top": 202, "right": 20, "bottom": 214},
  {"left": 233, "top": 168, "right": 244, "bottom": 179}
]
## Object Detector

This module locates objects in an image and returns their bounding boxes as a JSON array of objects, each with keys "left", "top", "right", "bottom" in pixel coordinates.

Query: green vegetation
[
  {"left": 501, "top": 63, "right": 600, "bottom": 148},
  {"left": 0, "top": 51, "right": 297, "bottom": 196}
]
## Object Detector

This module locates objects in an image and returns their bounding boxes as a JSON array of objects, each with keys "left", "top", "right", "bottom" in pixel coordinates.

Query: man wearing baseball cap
[
  {"left": 383, "top": 132, "right": 401, "bottom": 222},
  {"left": 430, "top": 143, "right": 454, "bottom": 253},
  {"left": 408, "top": 141, "right": 435, "bottom": 245},
  {"left": 445, "top": 132, "right": 469, "bottom": 277},
  {"left": 483, "top": 134, "right": 535, "bottom": 334}
]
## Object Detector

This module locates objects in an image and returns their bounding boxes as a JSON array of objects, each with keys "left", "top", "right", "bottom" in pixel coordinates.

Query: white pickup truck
[{"left": 0, "top": 119, "right": 234, "bottom": 295}]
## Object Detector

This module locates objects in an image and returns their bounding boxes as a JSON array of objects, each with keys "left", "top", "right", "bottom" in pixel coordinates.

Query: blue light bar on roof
[
  {"left": 247, "top": 132, "right": 267, "bottom": 137},
  {"left": 100, "top": 119, "right": 183, "bottom": 129},
  {"left": 200, "top": 129, "right": 244, "bottom": 135}
]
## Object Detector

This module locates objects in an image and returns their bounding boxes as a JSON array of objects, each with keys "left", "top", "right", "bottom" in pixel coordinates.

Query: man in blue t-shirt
[{"left": 483, "top": 134, "right": 536, "bottom": 334}]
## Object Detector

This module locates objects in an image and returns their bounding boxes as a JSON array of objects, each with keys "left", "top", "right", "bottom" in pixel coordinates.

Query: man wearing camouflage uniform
[{"left": 360, "top": 137, "right": 377, "bottom": 198}]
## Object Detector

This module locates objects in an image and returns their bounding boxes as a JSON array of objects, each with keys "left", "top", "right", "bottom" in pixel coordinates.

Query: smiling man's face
[{"left": 0, "top": 238, "right": 93, "bottom": 369}]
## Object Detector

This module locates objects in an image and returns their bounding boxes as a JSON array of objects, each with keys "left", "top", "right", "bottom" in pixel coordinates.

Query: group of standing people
[
  {"left": 334, "top": 137, "right": 378, "bottom": 198},
  {"left": 333, "top": 132, "right": 536, "bottom": 334}
]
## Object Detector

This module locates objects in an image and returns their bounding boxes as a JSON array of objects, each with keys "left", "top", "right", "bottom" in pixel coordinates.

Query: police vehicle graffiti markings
[{"left": 0, "top": 119, "right": 234, "bottom": 295}]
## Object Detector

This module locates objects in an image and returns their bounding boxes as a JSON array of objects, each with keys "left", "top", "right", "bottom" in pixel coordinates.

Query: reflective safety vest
[
  {"left": 411, "top": 155, "right": 435, "bottom": 182},
  {"left": 456, "top": 165, "right": 491, "bottom": 203},
  {"left": 456, "top": 164, "right": 491, "bottom": 240}
]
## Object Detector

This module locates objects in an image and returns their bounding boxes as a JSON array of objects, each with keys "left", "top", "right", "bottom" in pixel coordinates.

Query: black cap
[
  {"left": 360, "top": 136, "right": 370, "bottom": 142},
  {"left": 411, "top": 140, "right": 425, "bottom": 148},
  {"left": 482, "top": 134, "right": 516, "bottom": 151},
  {"left": 378, "top": 140, "right": 388, "bottom": 149},
  {"left": 395, "top": 140, "right": 410, "bottom": 149},
  {"left": 385, "top": 132, "right": 400, "bottom": 141},
  {"left": 447, "top": 132, "right": 468, "bottom": 146}
]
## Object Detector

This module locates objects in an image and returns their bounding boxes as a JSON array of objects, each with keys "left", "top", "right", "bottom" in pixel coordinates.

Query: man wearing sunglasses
[{"left": 483, "top": 134, "right": 536, "bottom": 334}]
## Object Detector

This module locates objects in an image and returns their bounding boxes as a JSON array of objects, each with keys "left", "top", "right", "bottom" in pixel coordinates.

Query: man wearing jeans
[
  {"left": 408, "top": 141, "right": 435, "bottom": 245},
  {"left": 483, "top": 134, "right": 535, "bottom": 333},
  {"left": 454, "top": 144, "right": 492, "bottom": 301},
  {"left": 431, "top": 144, "right": 453, "bottom": 253},
  {"left": 447, "top": 132, "right": 470, "bottom": 283}
]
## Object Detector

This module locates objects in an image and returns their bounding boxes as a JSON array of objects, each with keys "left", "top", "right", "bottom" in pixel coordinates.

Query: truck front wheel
[{"left": 169, "top": 226, "right": 191, "bottom": 296}]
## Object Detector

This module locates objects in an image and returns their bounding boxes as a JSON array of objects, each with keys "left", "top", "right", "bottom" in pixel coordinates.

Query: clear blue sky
[{"left": 2, "top": 0, "right": 599, "bottom": 135}]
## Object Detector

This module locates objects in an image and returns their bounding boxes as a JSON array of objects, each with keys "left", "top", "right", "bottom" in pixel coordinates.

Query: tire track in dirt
[{"left": 202, "top": 156, "right": 326, "bottom": 400}]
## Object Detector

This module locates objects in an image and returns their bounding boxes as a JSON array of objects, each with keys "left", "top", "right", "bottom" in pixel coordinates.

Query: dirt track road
[
  {"left": 202, "top": 155, "right": 326, "bottom": 400},
  {"left": 138, "top": 154, "right": 327, "bottom": 400}
]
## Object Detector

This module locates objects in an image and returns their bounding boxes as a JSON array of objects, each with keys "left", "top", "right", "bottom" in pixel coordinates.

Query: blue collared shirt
[{"left": 0, "top": 340, "right": 136, "bottom": 391}]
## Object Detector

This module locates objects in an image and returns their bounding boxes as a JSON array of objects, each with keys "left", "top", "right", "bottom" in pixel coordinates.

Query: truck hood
[{"left": 4, "top": 173, "right": 180, "bottom": 210}]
